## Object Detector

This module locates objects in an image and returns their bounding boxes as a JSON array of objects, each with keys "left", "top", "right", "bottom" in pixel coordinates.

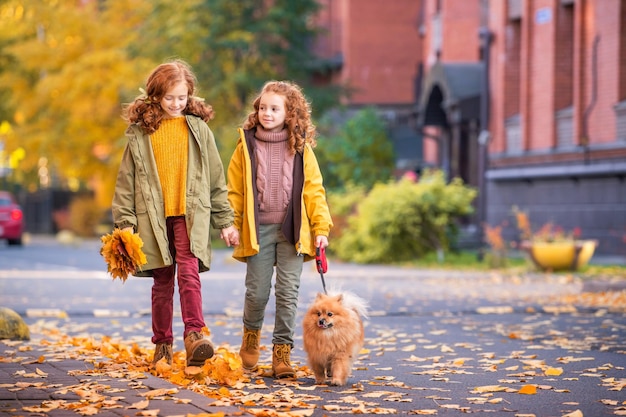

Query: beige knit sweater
[{"left": 254, "top": 127, "right": 294, "bottom": 224}]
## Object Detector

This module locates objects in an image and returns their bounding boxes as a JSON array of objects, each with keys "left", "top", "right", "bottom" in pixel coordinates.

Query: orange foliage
[
  {"left": 513, "top": 206, "right": 580, "bottom": 243},
  {"left": 100, "top": 229, "right": 148, "bottom": 282},
  {"left": 484, "top": 224, "right": 505, "bottom": 251},
  {"left": 513, "top": 208, "right": 532, "bottom": 240}
]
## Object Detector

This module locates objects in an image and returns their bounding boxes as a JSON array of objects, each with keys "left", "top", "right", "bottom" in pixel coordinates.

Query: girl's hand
[
  {"left": 220, "top": 225, "right": 240, "bottom": 247},
  {"left": 315, "top": 235, "right": 328, "bottom": 249}
]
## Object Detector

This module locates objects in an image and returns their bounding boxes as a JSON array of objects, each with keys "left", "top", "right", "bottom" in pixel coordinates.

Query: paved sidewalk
[
  {"left": 0, "top": 341, "right": 248, "bottom": 416},
  {"left": 1, "top": 242, "right": 625, "bottom": 416}
]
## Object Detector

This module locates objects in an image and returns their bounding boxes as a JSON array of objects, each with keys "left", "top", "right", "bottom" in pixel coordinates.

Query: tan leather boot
[
  {"left": 272, "top": 344, "right": 295, "bottom": 378},
  {"left": 184, "top": 331, "right": 214, "bottom": 367},
  {"left": 152, "top": 343, "right": 173, "bottom": 366},
  {"left": 239, "top": 327, "right": 261, "bottom": 371}
]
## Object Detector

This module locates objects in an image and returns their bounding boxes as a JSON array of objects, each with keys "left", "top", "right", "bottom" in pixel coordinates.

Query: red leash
[{"left": 315, "top": 247, "right": 328, "bottom": 294}]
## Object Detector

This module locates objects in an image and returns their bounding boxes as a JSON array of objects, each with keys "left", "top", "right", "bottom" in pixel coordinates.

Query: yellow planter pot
[{"left": 522, "top": 240, "right": 598, "bottom": 271}]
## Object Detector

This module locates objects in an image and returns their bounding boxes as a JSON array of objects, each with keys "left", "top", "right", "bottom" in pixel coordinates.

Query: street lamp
[{"left": 477, "top": 25, "right": 493, "bottom": 260}]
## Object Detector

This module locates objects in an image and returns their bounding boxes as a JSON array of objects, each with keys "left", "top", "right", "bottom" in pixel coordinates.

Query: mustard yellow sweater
[{"left": 151, "top": 117, "right": 188, "bottom": 217}]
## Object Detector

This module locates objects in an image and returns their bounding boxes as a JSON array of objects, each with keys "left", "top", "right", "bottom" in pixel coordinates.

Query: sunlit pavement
[{"left": 1, "top": 236, "right": 625, "bottom": 416}]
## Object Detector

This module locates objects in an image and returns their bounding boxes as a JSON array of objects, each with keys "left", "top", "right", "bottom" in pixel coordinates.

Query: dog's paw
[{"left": 330, "top": 378, "right": 346, "bottom": 386}]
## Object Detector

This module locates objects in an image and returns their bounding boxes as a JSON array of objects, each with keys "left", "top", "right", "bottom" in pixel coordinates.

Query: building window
[
  {"left": 505, "top": 114, "right": 523, "bottom": 154},
  {"left": 508, "top": 0, "right": 522, "bottom": 21},
  {"left": 504, "top": 21, "right": 521, "bottom": 118},
  {"left": 614, "top": 101, "right": 626, "bottom": 142},
  {"left": 556, "top": 106, "right": 574, "bottom": 148},
  {"left": 555, "top": 3, "right": 574, "bottom": 111},
  {"left": 431, "top": 13, "right": 442, "bottom": 60},
  {"left": 613, "top": 3, "right": 626, "bottom": 142}
]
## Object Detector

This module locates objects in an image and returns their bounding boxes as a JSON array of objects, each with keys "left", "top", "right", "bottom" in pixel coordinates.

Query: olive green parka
[{"left": 112, "top": 115, "right": 234, "bottom": 276}]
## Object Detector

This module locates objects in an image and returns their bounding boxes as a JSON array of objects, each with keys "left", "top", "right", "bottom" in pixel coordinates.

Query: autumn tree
[
  {"left": 316, "top": 108, "right": 396, "bottom": 191},
  {"left": 135, "top": 0, "right": 343, "bottom": 162},
  {"left": 0, "top": 0, "right": 155, "bottom": 205},
  {"left": 0, "top": 0, "right": 344, "bottom": 207}
]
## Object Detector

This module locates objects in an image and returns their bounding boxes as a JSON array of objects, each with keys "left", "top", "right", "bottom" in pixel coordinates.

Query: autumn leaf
[
  {"left": 545, "top": 367, "right": 564, "bottom": 376},
  {"left": 127, "top": 399, "right": 150, "bottom": 409},
  {"left": 472, "top": 385, "right": 507, "bottom": 393},
  {"left": 518, "top": 385, "right": 537, "bottom": 395},
  {"left": 140, "top": 388, "right": 178, "bottom": 398},
  {"left": 476, "top": 306, "right": 513, "bottom": 314}
]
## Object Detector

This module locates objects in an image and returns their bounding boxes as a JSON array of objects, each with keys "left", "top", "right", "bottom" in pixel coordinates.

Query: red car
[{"left": 0, "top": 190, "right": 24, "bottom": 245}]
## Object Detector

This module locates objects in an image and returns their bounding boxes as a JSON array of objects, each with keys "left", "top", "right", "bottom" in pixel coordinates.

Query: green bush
[
  {"left": 327, "top": 183, "right": 366, "bottom": 246},
  {"left": 316, "top": 107, "right": 395, "bottom": 191},
  {"left": 333, "top": 170, "right": 477, "bottom": 263}
]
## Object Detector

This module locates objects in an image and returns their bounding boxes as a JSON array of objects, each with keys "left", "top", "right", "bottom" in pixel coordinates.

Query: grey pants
[{"left": 243, "top": 223, "right": 304, "bottom": 346}]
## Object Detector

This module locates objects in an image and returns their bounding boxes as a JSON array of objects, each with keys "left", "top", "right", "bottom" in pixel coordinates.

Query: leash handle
[
  {"left": 315, "top": 247, "right": 328, "bottom": 273},
  {"left": 316, "top": 247, "right": 328, "bottom": 294}
]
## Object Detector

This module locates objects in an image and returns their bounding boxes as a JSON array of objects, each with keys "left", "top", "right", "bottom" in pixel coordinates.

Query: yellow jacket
[{"left": 227, "top": 128, "right": 333, "bottom": 262}]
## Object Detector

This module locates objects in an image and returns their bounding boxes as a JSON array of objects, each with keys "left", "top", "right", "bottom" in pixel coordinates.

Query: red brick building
[
  {"left": 484, "top": 0, "right": 626, "bottom": 257},
  {"left": 313, "top": 0, "right": 424, "bottom": 173},
  {"left": 314, "top": 0, "right": 626, "bottom": 257}
]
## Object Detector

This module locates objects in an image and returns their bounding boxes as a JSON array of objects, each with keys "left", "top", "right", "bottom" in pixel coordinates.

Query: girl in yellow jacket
[{"left": 227, "top": 80, "right": 333, "bottom": 378}]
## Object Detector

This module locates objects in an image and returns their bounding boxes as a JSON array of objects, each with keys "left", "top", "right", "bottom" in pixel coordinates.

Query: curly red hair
[
  {"left": 123, "top": 59, "right": 214, "bottom": 135},
  {"left": 243, "top": 80, "right": 317, "bottom": 153}
]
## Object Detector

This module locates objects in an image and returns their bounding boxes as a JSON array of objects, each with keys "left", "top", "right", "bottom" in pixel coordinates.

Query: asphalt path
[{"left": 1, "top": 235, "right": 625, "bottom": 416}]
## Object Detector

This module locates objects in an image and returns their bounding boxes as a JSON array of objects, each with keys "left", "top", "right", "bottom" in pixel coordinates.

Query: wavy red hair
[
  {"left": 123, "top": 59, "right": 214, "bottom": 135},
  {"left": 243, "top": 80, "right": 317, "bottom": 153}
]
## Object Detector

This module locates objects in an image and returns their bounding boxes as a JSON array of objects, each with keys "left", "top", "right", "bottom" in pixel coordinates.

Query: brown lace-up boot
[
  {"left": 272, "top": 344, "right": 295, "bottom": 378},
  {"left": 239, "top": 327, "right": 261, "bottom": 371},
  {"left": 184, "top": 331, "right": 214, "bottom": 367},
  {"left": 152, "top": 343, "right": 173, "bottom": 366}
]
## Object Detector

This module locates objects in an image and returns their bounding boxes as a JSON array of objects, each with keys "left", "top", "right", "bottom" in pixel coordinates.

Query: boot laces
[
  {"left": 275, "top": 345, "right": 291, "bottom": 364},
  {"left": 187, "top": 331, "right": 203, "bottom": 342},
  {"left": 244, "top": 331, "right": 259, "bottom": 349},
  {"left": 153, "top": 343, "right": 172, "bottom": 363}
]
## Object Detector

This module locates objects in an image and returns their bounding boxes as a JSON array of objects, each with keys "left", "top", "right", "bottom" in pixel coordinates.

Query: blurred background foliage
[
  {"left": 316, "top": 107, "right": 395, "bottom": 191},
  {"left": 0, "top": 0, "right": 476, "bottom": 263},
  {"left": 0, "top": 0, "right": 347, "bottom": 206}
]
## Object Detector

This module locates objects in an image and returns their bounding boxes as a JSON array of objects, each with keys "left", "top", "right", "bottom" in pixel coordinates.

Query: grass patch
[
  {"left": 577, "top": 264, "right": 626, "bottom": 278},
  {"left": 397, "top": 250, "right": 626, "bottom": 277},
  {"left": 397, "top": 250, "right": 529, "bottom": 271}
]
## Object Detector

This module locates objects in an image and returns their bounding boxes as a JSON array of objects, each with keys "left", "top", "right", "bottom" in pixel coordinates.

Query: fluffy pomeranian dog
[{"left": 302, "top": 290, "right": 368, "bottom": 386}]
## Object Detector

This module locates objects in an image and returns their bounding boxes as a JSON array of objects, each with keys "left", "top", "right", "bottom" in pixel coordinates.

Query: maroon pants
[{"left": 151, "top": 216, "right": 205, "bottom": 345}]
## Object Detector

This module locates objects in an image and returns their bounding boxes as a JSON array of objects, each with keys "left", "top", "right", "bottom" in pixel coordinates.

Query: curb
[{"left": 21, "top": 304, "right": 620, "bottom": 320}]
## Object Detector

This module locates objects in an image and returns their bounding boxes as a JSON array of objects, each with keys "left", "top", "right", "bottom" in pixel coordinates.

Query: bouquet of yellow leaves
[{"left": 100, "top": 229, "right": 148, "bottom": 282}]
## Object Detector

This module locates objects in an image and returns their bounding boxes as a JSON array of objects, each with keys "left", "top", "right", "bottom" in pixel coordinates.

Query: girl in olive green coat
[{"left": 112, "top": 60, "right": 239, "bottom": 368}]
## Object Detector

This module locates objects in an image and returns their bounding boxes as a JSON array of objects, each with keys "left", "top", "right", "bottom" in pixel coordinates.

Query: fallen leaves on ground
[{"left": 2, "top": 274, "right": 626, "bottom": 416}]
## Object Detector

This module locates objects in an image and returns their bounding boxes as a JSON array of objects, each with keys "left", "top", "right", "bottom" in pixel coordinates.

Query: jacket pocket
[
  {"left": 198, "top": 195, "right": 212, "bottom": 210},
  {"left": 195, "top": 196, "right": 212, "bottom": 229}
]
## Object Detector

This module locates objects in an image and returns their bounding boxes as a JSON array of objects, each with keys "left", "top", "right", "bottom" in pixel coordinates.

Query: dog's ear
[
  {"left": 335, "top": 294, "right": 344, "bottom": 303},
  {"left": 315, "top": 292, "right": 325, "bottom": 300}
]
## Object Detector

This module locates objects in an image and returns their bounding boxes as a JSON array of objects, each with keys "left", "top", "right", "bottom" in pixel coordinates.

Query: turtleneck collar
[{"left": 255, "top": 126, "right": 289, "bottom": 143}]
